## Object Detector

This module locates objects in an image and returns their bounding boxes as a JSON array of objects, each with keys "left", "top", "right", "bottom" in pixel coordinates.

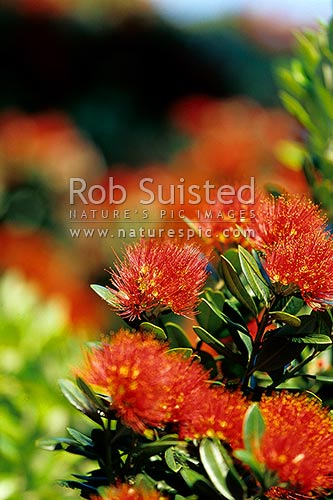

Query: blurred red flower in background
[
  {"left": 0, "top": 226, "right": 107, "bottom": 330},
  {"left": 0, "top": 110, "right": 104, "bottom": 192},
  {"left": 170, "top": 96, "right": 308, "bottom": 195}
]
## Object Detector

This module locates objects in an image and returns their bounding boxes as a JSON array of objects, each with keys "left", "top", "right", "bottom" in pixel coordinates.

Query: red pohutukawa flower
[
  {"left": 78, "top": 329, "right": 210, "bottom": 433},
  {"left": 253, "top": 195, "right": 327, "bottom": 250},
  {"left": 91, "top": 483, "right": 168, "bottom": 500},
  {"left": 252, "top": 195, "right": 333, "bottom": 309},
  {"left": 107, "top": 239, "right": 209, "bottom": 320},
  {"left": 178, "top": 387, "right": 250, "bottom": 450},
  {"left": 256, "top": 391, "right": 333, "bottom": 497}
]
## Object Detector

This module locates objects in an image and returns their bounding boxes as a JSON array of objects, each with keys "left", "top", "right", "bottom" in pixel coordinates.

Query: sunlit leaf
[
  {"left": 243, "top": 404, "right": 265, "bottom": 454},
  {"left": 165, "top": 447, "right": 183, "bottom": 473},
  {"left": 291, "top": 334, "right": 332, "bottom": 345},
  {"left": 238, "top": 247, "right": 270, "bottom": 305},
  {"left": 139, "top": 322, "right": 167, "bottom": 340},
  {"left": 59, "top": 379, "right": 104, "bottom": 426},
  {"left": 199, "top": 438, "right": 246, "bottom": 500},
  {"left": 269, "top": 311, "right": 301, "bottom": 327},
  {"left": 90, "top": 284, "right": 119, "bottom": 307},
  {"left": 220, "top": 255, "right": 257, "bottom": 315}
]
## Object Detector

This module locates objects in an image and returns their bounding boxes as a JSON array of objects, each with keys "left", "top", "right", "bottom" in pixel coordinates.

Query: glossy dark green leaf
[
  {"left": 201, "top": 298, "right": 248, "bottom": 335},
  {"left": 272, "top": 314, "right": 317, "bottom": 338},
  {"left": 139, "top": 440, "right": 186, "bottom": 457},
  {"left": 269, "top": 311, "right": 301, "bottom": 327},
  {"left": 193, "top": 326, "right": 244, "bottom": 365},
  {"left": 139, "top": 322, "right": 167, "bottom": 340},
  {"left": 196, "top": 350, "right": 219, "bottom": 378},
  {"left": 220, "top": 255, "right": 257, "bottom": 315},
  {"left": 243, "top": 404, "right": 265, "bottom": 454},
  {"left": 238, "top": 247, "right": 270, "bottom": 305},
  {"left": 164, "top": 322, "right": 192, "bottom": 348},
  {"left": 254, "top": 337, "right": 305, "bottom": 372},
  {"left": 180, "top": 468, "right": 221, "bottom": 499},
  {"left": 234, "top": 330, "right": 253, "bottom": 362},
  {"left": 59, "top": 379, "right": 104, "bottom": 426},
  {"left": 66, "top": 428, "right": 94, "bottom": 447},
  {"left": 197, "top": 288, "right": 226, "bottom": 335},
  {"left": 282, "top": 296, "right": 307, "bottom": 316},
  {"left": 76, "top": 377, "right": 110, "bottom": 413}
]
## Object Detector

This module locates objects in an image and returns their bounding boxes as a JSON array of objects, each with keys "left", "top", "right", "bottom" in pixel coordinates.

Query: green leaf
[
  {"left": 279, "top": 90, "right": 313, "bottom": 129},
  {"left": 220, "top": 255, "right": 257, "bottom": 315},
  {"left": 243, "top": 405, "right": 265, "bottom": 454},
  {"left": 165, "top": 447, "right": 183, "bottom": 473},
  {"left": 76, "top": 376, "right": 110, "bottom": 413},
  {"left": 167, "top": 348, "right": 194, "bottom": 359},
  {"left": 272, "top": 314, "right": 317, "bottom": 338},
  {"left": 276, "top": 67, "right": 307, "bottom": 100},
  {"left": 269, "top": 311, "right": 301, "bottom": 327},
  {"left": 66, "top": 428, "right": 94, "bottom": 447},
  {"left": 316, "top": 374, "right": 333, "bottom": 384},
  {"left": 180, "top": 468, "right": 221, "bottom": 499},
  {"left": 199, "top": 439, "right": 235, "bottom": 500},
  {"left": 282, "top": 296, "right": 308, "bottom": 316},
  {"left": 193, "top": 326, "right": 244, "bottom": 365},
  {"left": 139, "top": 322, "right": 167, "bottom": 340},
  {"left": 254, "top": 337, "right": 305, "bottom": 372},
  {"left": 90, "top": 284, "right": 119, "bottom": 307},
  {"left": 201, "top": 298, "right": 249, "bottom": 335},
  {"left": 164, "top": 322, "right": 192, "bottom": 348},
  {"left": 139, "top": 440, "right": 186, "bottom": 457},
  {"left": 36, "top": 437, "right": 78, "bottom": 451},
  {"left": 233, "top": 449, "right": 265, "bottom": 486},
  {"left": 58, "top": 379, "right": 104, "bottom": 426},
  {"left": 197, "top": 289, "right": 226, "bottom": 335},
  {"left": 234, "top": 330, "right": 253, "bottom": 362},
  {"left": 199, "top": 438, "right": 246, "bottom": 500},
  {"left": 238, "top": 247, "right": 270, "bottom": 305},
  {"left": 291, "top": 334, "right": 332, "bottom": 345}
]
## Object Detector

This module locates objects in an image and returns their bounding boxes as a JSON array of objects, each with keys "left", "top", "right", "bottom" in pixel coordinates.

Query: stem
[{"left": 241, "top": 298, "right": 276, "bottom": 392}]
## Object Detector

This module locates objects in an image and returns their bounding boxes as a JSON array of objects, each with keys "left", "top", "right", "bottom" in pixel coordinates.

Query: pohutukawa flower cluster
[
  {"left": 105, "top": 239, "right": 209, "bottom": 320},
  {"left": 78, "top": 329, "right": 210, "bottom": 434},
  {"left": 47, "top": 205, "right": 333, "bottom": 500},
  {"left": 251, "top": 195, "right": 333, "bottom": 309}
]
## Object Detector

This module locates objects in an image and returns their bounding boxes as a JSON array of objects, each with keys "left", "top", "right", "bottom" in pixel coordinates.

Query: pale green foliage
[
  {"left": 0, "top": 270, "right": 90, "bottom": 500},
  {"left": 277, "top": 20, "right": 333, "bottom": 220}
]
